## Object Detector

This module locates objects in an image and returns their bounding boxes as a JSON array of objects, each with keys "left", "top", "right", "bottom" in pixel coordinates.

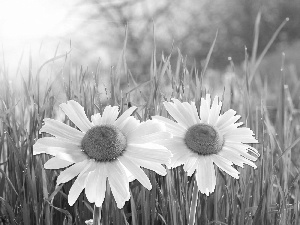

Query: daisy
[
  {"left": 153, "top": 94, "right": 259, "bottom": 195},
  {"left": 33, "top": 100, "right": 172, "bottom": 208}
]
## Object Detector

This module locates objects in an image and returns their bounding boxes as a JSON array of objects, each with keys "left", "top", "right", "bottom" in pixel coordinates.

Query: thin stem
[{"left": 93, "top": 205, "right": 101, "bottom": 225}]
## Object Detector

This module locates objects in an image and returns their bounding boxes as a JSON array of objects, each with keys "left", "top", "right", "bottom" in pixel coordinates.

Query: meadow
[{"left": 1, "top": 17, "right": 300, "bottom": 225}]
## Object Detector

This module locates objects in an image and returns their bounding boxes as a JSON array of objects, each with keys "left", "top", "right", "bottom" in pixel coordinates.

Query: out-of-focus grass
[{"left": 1, "top": 15, "right": 300, "bottom": 225}]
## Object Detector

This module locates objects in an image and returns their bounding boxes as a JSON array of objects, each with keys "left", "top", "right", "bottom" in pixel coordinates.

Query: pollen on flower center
[
  {"left": 81, "top": 125, "right": 127, "bottom": 162},
  {"left": 184, "top": 124, "right": 224, "bottom": 155}
]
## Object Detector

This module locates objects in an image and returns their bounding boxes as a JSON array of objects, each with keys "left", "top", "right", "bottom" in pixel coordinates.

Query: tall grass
[{"left": 1, "top": 15, "right": 300, "bottom": 225}]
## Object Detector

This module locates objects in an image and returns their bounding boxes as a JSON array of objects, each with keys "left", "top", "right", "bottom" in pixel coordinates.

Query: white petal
[
  {"left": 208, "top": 96, "right": 222, "bottom": 126},
  {"left": 35, "top": 137, "right": 80, "bottom": 149},
  {"left": 56, "top": 160, "right": 89, "bottom": 185},
  {"left": 219, "top": 122, "right": 243, "bottom": 135},
  {"left": 119, "top": 156, "right": 152, "bottom": 190},
  {"left": 101, "top": 106, "right": 120, "bottom": 125},
  {"left": 163, "top": 101, "right": 190, "bottom": 128},
  {"left": 60, "top": 100, "right": 92, "bottom": 132},
  {"left": 125, "top": 143, "right": 171, "bottom": 164},
  {"left": 55, "top": 151, "right": 88, "bottom": 163},
  {"left": 107, "top": 160, "right": 130, "bottom": 209},
  {"left": 152, "top": 115, "right": 186, "bottom": 137},
  {"left": 130, "top": 158, "right": 167, "bottom": 176},
  {"left": 40, "top": 118, "right": 84, "bottom": 144},
  {"left": 189, "top": 101, "right": 201, "bottom": 123},
  {"left": 91, "top": 113, "right": 102, "bottom": 126},
  {"left": 224, "top": 127, "right": 258, "bottom": 144},
  {"left": 114, "top": 106, "right": 137, "bottom": 127},
  {"left": 212, "top": 155, "right": 239, "bottom": 179},
  {"left": 199, "top": 94, "right": 211, "bottom": 123},
  {"left": 219, "top": 147, "right": 257, "bottom": 168},
  {"left": 158, "top": 138, "right": 192, "bottom": 168},
  {"left": 215, "top": 109, "right": 237, "bottom": 128},
  {"left": 68, "top": 162, "right": 94, "bottom": 206},
  {"left": 117, "top": 117, "right": 140, "bottom": 136},
  {"left": 84, "top": 162, "right": 107, "bottom": 206},
  {"left": 44, "top": 157, "right": 73, "bottom": 169},
  {"left": 171, "top": 99, "right": 196, "bottom": 127},
  {"left": 127, "top": 120, "right": 169, "bottom": 142},
  {"left": 85, "top": 169, "right": 98, "bottom": 203},
  {"left": 128, "top": 131, "right": 171, "bottom": 144},
  {"left": 225, "top": 135, "right": 258, "bottom": 144},
  {"left": 171, "top": 150, "right": 192, "bottom": 168},
  {"left": 183, "top": 156, "right": 198, "bottom": 176},
  {"left": 224, "top": 142, "right": 259, "bottom": 160},
  {"left": 68, "top": 172, "right": 89, "bottom": 206},
  {"left": 218, "top": 115, "right": 241, "bottom": 131},
  {"left": 94, "top": 164, "right": 107, "bottom": 207},
  {"left": 195, "top": 156, "right": 216, "bottom": 195}
]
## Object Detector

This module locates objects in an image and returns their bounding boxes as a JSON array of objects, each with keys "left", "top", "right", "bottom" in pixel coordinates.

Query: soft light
[{"left": 0, "top": 0, "right": 66, "bottom": 41}]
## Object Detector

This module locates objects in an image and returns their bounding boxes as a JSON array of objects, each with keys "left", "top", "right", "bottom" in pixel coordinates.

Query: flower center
[
  {"left": 184, "top": 124, "right": 224, "bottom": 155},
  {"left": 81, "top": 125, "right": 127, "bottom": 162}
]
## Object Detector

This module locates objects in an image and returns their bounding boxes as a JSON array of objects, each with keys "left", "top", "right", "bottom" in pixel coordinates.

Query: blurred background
[{"left": 1, "top": 0, "right": 300, "bottom": 104}]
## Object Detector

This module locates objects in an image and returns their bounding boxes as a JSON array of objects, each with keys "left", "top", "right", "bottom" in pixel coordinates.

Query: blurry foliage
[{"left": 72, "top": 0, "right": 300, "bottom": 77}]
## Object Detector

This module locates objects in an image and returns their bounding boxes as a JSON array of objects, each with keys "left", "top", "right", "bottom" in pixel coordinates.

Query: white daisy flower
[
  {"left": 33, "top": 100, "right": 172, "bottom": 208},
  {"left": 153, "top": 94, "right": 259, "bottom": 195}
]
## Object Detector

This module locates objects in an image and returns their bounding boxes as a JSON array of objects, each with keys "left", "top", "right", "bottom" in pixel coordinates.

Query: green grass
[{"left": 1, "top": 16, "right": 300, "bottom": 225}]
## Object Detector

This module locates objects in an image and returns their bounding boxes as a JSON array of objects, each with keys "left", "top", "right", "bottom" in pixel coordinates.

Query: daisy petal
[
  {"left": 94, "top": 165, "right": 107, "bottom": 207},
  {"left": 152, "top": 115, "right": 186, "bottom": 137},
  {"left": 108, "top": 160, "right": 130, "bottom": 208},
  {"left": 163, "top": 101, "right": 190, "bottom": 128},
  {"left": 56, "top": 160, "right": 89, "bottom": 185},
  {"left": 183, "top": 156, "right": 198, "bottom": 176},
  {"left": 195, "top": 156, "right": 216, "bottom": 195},
  {"left": 60, "top": 100, "right": 92, "bottom": 132},
  {"left": 101, "top": 106, "right": 120, "bottom": 125},
  {"left": 91, "top": 113, "right": 102, "bottom": 126},
  {"left": 125, "top": 143, "right": 171, "bottom": 164},
  {"left": 44, "top": 157, "right": 73, "bottom": 169},
  {"left": 114, "top": 106, "right": 137, "bottom": 127},
  {"left": 224, "top": 127, "right": 258, "bottom": 143},
  {"left": 85, "top": 169, "right": 98, "bottom": 203},
  {"left": 128, "top": 132, "right": 171, "bottom": 144},
  {"left": 189, "top": 101, "right": 201, "bottom": 123},
  {"left": 219, "top": 147, "right": 257, "bottom": 168},
  {"left": 208, "top": 96, "right": 222, "bottom": 126},
  {"left": 40, "top": 118, "right": 84, "bottom": 144},
  {"left": 35, "top": 137, "right": 80, "bottom": 150},
  {"left": 130, "top": 158, "right": 167, "bottom": 176},
  {"left": 118, "top": 117, "right": 140, "bottom": 136},
  {"left": 171, "top": 99, "right": 196, "bottom": 127},
  {"left": 55, "top": 151, "right": 88, "bottom": 163},
  {"left": 119, "top": 156, "right": 152, "bottom": 190},
  {"left": 218, "top": 115, "right": 241, "bottom": 131},
  {"left": 127, "top": 120, "right": 169, "bottom": 142},
  {"left": 215, "top": 109, "right": 236, "bottom": 128},
  {"left": 224, "top": 142, "right": 259, "bottom": 160},
  {"left": 212, "top": 155, "right": 240, "bottom": 179},
  {"left": 199, "top": 94, "right": 211, "bottom": 123},
  {"left": 68, "top": 162, "right": 94, "bottom": 206}
]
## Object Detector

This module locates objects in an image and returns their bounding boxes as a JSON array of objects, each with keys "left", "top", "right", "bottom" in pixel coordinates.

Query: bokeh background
[{"left": 1, "top": 0, "right": 300, "bottom": 104}]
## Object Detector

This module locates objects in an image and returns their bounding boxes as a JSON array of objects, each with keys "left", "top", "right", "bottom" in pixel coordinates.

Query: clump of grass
[{"left": 1, "top": 14, "right": 300, "bottom": 225}]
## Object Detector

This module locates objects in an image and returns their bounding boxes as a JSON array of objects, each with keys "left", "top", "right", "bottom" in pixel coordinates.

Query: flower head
[
  {"left": 153, "top": 94, "right": 259, "bottom": 195},
  {"left": 34, "top": 100, "right": 172, "bottom": 208}
]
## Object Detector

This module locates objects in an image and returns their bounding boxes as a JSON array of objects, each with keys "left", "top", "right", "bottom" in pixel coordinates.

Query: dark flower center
[
  {"left": 184, "top": 124, "right": 224, "bottom": 155},
  {"left": 81, "top": 125, "right": 127, "bottom": 162}
]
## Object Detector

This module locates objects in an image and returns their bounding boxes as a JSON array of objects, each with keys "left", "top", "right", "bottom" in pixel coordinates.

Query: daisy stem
[{"left": 93, "top": 205, "right": 102, "bottom": 225}]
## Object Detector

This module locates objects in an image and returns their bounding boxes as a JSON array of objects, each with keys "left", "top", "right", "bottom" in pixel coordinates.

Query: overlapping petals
[
  {"left": 34, "top": 101, "right": 172, "bottom": 208},
  {"left": 153, "top": 94, "right": 259, "bottom": 195}
]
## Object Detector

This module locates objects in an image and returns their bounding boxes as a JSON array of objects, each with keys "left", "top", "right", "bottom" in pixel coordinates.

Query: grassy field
[{"left": 1, "top": 17, "right": 300, "bottom": 225}]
